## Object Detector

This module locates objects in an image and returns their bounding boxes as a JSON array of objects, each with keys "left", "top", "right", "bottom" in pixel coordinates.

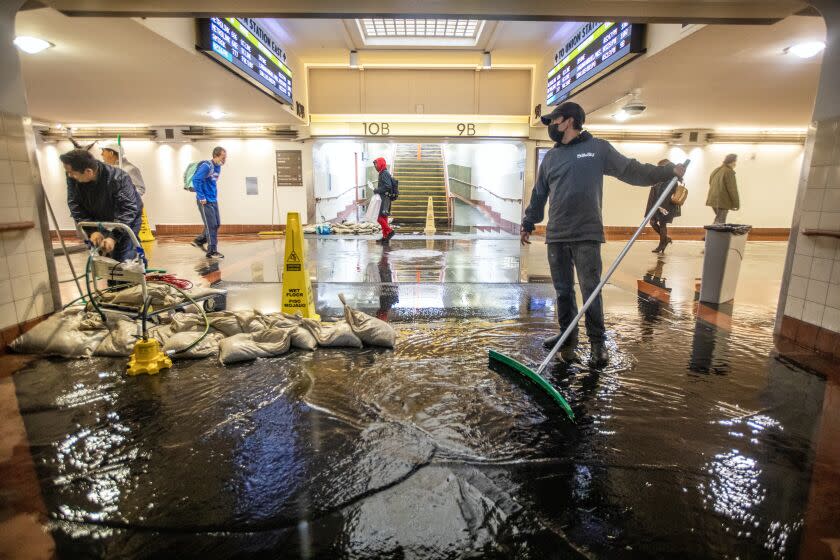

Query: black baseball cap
[{"left": 540, "top": 101, "right": 586, "bottom": 127}]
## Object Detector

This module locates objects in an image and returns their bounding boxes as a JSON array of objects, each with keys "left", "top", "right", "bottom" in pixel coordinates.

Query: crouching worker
[
  {"left": 373, "top": 157, "right": 396, "bottom": 244},
  {"left": 61, "top": 148, "right": 143, "bottom": 262}
]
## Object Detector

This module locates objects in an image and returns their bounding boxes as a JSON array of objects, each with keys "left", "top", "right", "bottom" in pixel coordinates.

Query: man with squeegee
[{"left": 521, "top": 102, "right": 685, "bottom": 368}]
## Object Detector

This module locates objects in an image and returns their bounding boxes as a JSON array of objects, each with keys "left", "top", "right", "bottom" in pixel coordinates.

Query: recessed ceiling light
[
  {"left": 207, "top": 110, "right": 228, "bottom": 120},
  {"left": 14, "top": 36, "right": 53, "bottom": 54},
  {"left": 786, "top": 41, "right": 825, "bottom": 58}
]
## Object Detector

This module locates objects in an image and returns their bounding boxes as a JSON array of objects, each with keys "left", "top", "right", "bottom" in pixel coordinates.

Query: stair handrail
[
  {"left": 441, "top": 145, "right": 453, "bottom": 227},
  {"left": 315, "top": 182, "right": 371, "bottom": 203},
  {"left": 448, "top": 177, "right": 523, "bottom": 203}
]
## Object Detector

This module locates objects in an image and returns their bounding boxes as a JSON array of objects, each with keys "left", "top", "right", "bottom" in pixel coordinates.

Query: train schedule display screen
[
  {"left": 197, "top": 17, "right": 293, "bottom": 105},
  {"left": 546, "top": 22, "right": 644, "bottom": 106}
]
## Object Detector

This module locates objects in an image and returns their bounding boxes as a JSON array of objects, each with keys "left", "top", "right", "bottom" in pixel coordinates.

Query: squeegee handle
[{"left": 537, "top": 159, "right": 690, "bottom": 375}]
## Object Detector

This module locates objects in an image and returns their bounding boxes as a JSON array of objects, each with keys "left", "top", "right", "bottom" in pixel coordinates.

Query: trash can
[{"left": 699, "top": 224, "right": 752, "bottom": 304}]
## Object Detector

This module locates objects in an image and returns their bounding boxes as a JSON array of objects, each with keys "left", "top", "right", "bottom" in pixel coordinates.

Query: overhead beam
[{"left": 42, "top": 0, "right": 807, "bottom": 24}]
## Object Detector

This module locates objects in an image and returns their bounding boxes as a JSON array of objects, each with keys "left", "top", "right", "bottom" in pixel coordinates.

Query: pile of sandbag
[
  {"left": 10, "top": 295, "right": 396, "bottom": 366},
  {"left": 96, "top": 283, "right": 225, "bottom": 311},
  {"left": 303, "top": 221, "right": 382, "bottom": 236}
]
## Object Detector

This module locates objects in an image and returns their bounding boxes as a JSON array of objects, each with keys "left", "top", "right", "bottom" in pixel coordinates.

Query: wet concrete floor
[{"left": 6, "top": 235, "right": 836, "bottom": 558}]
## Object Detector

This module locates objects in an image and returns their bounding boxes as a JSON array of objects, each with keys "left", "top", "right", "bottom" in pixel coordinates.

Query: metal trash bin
[{"left": 699, "top": 224, "right": 752, "bottom": 304}]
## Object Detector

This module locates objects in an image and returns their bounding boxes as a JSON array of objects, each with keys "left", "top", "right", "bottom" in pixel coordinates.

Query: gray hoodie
[{"left": 523, "top": 131, "right": 676, "bottom": 243}]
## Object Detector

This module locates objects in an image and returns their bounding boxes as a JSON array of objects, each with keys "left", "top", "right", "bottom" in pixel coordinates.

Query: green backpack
[{"left": 183, "top": 160, "right": 209, "bottom": 192}]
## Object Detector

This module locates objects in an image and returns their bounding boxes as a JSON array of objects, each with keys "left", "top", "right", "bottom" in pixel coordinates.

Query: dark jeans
[
  {"left": 547, "top": 241, "right": 606, "bottom": 344},
  {"left": 195, "top": 201, "right": 220, "bottom": 252}
]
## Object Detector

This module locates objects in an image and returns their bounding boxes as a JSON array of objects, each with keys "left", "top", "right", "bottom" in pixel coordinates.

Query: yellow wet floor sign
[
  {"left": 139, "top": 207, "right": 155, "bottom": 242},
  {"left": 281, "top": 212, "right": 320, "bottom": 319}
]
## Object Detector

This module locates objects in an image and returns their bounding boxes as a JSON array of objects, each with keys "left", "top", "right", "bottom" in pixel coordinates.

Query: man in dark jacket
[
  {"left": 61, "top": 148, "right": 143, "bottom": 262},
  {"left": 373, "top": 157, "right": 397, "bottom": 244},
  {"left": 521, "top": 102, "right": 684, "bottom": 367}
]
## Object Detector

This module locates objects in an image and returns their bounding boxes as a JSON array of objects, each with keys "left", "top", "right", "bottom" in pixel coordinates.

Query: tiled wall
[
  {"left": 781, "top": 117, "right": 840, "bottom": 354},
  {"left": 0, "top": 112, "right": 53, "bottom": 331}
]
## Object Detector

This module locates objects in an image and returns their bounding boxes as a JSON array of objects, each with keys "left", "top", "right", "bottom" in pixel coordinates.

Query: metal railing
[
  {"left": 314, "top": 182, "right": 370, "bottom": 203},
  {"left": 447, "top": 177, "right": 523, "bottom": 203}
]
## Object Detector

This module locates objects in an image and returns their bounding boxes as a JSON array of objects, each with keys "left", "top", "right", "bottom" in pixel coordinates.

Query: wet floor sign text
[{"left": 281, "top": 212, "right": 320, "bottom": 319}]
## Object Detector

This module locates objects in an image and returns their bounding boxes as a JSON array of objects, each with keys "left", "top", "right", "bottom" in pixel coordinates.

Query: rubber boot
[
  {"left": 543, "top": 332, "right": 579, "bottom": 362},
  {"left": 589, "top": 341, "right": 609, "bottom": 369}
]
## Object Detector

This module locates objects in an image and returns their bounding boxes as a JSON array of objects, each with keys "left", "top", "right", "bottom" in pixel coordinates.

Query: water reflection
[
  {"left": 690, "top": 301, "right": 734, "bottom": 374},
  {"left": 637, "top": 256, "right": 672, "bottom": 328}
]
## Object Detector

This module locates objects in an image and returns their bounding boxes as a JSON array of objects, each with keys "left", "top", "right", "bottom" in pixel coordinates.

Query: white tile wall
[
  {"left": 789, "top": 274, "right": 808, "bottom": 299},
  {"left": 0, "top": 112, "right": 54, "bottom": 331},
  {"left": 782, "top": 117, "right": 840, "bottom": 333},
  {"left": 803, "top": 300, "right": 826, "bottom": 325},
  {"left": 806, "top": 279, "right": 829, "bottom": 304},
  {"left": 786, "top": 295, "right": 805, "bottom": 320}
]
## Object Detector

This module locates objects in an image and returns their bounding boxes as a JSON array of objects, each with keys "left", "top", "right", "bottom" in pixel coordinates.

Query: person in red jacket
[{"left": 373, "top": 157, "right": 397, "bottom": 244}]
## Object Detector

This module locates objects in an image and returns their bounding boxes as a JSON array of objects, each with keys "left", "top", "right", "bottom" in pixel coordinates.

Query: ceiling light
[
  {"left": 14, "top": 36, "right": 53, "bottom": 54},
  {"left": 786, "top": 41, "right": 825, "bottom": 58},
  {"left": 207, "top": 110, "right": 227, "bottom": 120},
  {"left": 613, "top": 110, "right": 630, "bottom": 122}
]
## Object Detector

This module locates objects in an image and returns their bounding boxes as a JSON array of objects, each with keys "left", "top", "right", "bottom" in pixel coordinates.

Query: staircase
[{"left": 391, "top": 144, "right": 450, "bottom": 229}]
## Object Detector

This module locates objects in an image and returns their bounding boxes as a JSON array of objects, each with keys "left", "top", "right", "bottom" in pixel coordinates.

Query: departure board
[
  {"left": 546, "top": 22, "right": 644, "bottom": 106},
  {"left": 197, "top": 17, "right": 293, "bottom": 105}
]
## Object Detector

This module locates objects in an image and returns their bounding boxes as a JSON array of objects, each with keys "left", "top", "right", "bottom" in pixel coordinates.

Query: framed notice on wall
[{"left": 276, "top": 150, "right": 303, "bottom": 186}]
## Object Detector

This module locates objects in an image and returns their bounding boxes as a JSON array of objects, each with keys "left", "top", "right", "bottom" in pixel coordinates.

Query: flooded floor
[{"left": 7, "top": 236, "right": 838, "bottom": 558}]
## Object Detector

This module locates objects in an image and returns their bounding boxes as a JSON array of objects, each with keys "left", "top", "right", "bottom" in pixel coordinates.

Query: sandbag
[
  {"left": 148, "top": 324, "right": 174, "bottom": 345},
  {"left": 100, "top": 284, "right": 177, "bottom": 307},
  {"left": 300, "top": 318, "right": 363, "bottom": 348},
  {"left": 94, "top": 320, "right": 139, "bottom": 357},
  {"left": 164, "top": 330, "right": 224, "bottom": 359},
  {"left": 10, "top": 311, "right": 107, "bottom": 358},
  {"left": 339, "top": 294, "right": 396, "bottom": 348},
  {"left": 207, "top": 310, "right": 266, "bottom": 336},
  {"left": 218, "top": 329, "right": 292, "bottom": 365},
  {"left": 263, "top": 313, "right": 318, "bottom": 350},
  {"left": 169, "top": 312, "right": 207, "bottom": 333}
]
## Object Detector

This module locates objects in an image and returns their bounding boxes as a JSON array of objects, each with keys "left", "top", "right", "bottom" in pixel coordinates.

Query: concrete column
[{"left": 776, "top": 1, "right": 840, "bottom": 358}]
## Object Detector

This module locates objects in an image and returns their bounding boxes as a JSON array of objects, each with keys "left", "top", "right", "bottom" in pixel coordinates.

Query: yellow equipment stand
[
  {"left": 139, "top": 207, "right": 155, "bottom": 242},
  {"left": 281, "top": 212, "right": 320, "bottom": 320},
  {"left": 127, "top": 338, "right": 172, "bottom": 376}
]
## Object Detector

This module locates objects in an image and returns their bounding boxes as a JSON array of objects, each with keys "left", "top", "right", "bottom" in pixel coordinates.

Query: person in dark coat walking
[
  {"left": 645, "top": 158, "right": 683, "bottom": 253},
  {"left": 61, "top": 148, "right": 142, "bottom": 262},
  {"left": 373, "top": 157, "right": 396, "bottom": 244}
]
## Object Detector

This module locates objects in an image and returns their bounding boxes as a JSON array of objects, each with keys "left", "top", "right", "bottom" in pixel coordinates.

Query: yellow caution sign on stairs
[
  {"left": 138, "top": 208, "right": 155, "bottom": 242},
  {"left": 281, "top": 212, "right": 320, "bottom": 320},
  {"left": 423, "top": 196, "right": 437, "bottom": 236}
]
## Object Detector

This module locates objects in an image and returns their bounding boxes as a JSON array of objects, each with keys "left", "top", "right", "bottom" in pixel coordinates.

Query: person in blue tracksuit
[{"left": 191, "top": 146, "right": 227, "bottom": 259}]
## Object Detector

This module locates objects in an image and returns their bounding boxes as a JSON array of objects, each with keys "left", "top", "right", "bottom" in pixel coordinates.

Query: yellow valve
[{"left": 127, "top": 338, "right": 172, "bottom": 376}]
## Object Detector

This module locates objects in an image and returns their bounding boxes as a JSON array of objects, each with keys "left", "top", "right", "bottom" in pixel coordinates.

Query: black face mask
[{"left": 547, "top": 123, "right": 564, "bottom": 143}]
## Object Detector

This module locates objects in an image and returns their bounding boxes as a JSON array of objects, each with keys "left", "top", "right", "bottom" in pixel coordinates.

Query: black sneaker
[
  {"left": 543, "top": 333, "right": 579, "bottom": 362},
  {"left": 385, "top": 230, "right": 396, "bottom": 241},
  {"left": 589, "top": 341, "right": 609, "bottom": 369},
  {"left": 206, "top": 251, "right": 225, "bottom": 259},
  {"left": 191, "top": 240, "right": 206, "bottom": 250}
]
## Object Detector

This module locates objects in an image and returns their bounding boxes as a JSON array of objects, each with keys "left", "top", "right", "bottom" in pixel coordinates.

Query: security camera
[{"left": 622, "top": 100, "right": 647, "bottom": 116}]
